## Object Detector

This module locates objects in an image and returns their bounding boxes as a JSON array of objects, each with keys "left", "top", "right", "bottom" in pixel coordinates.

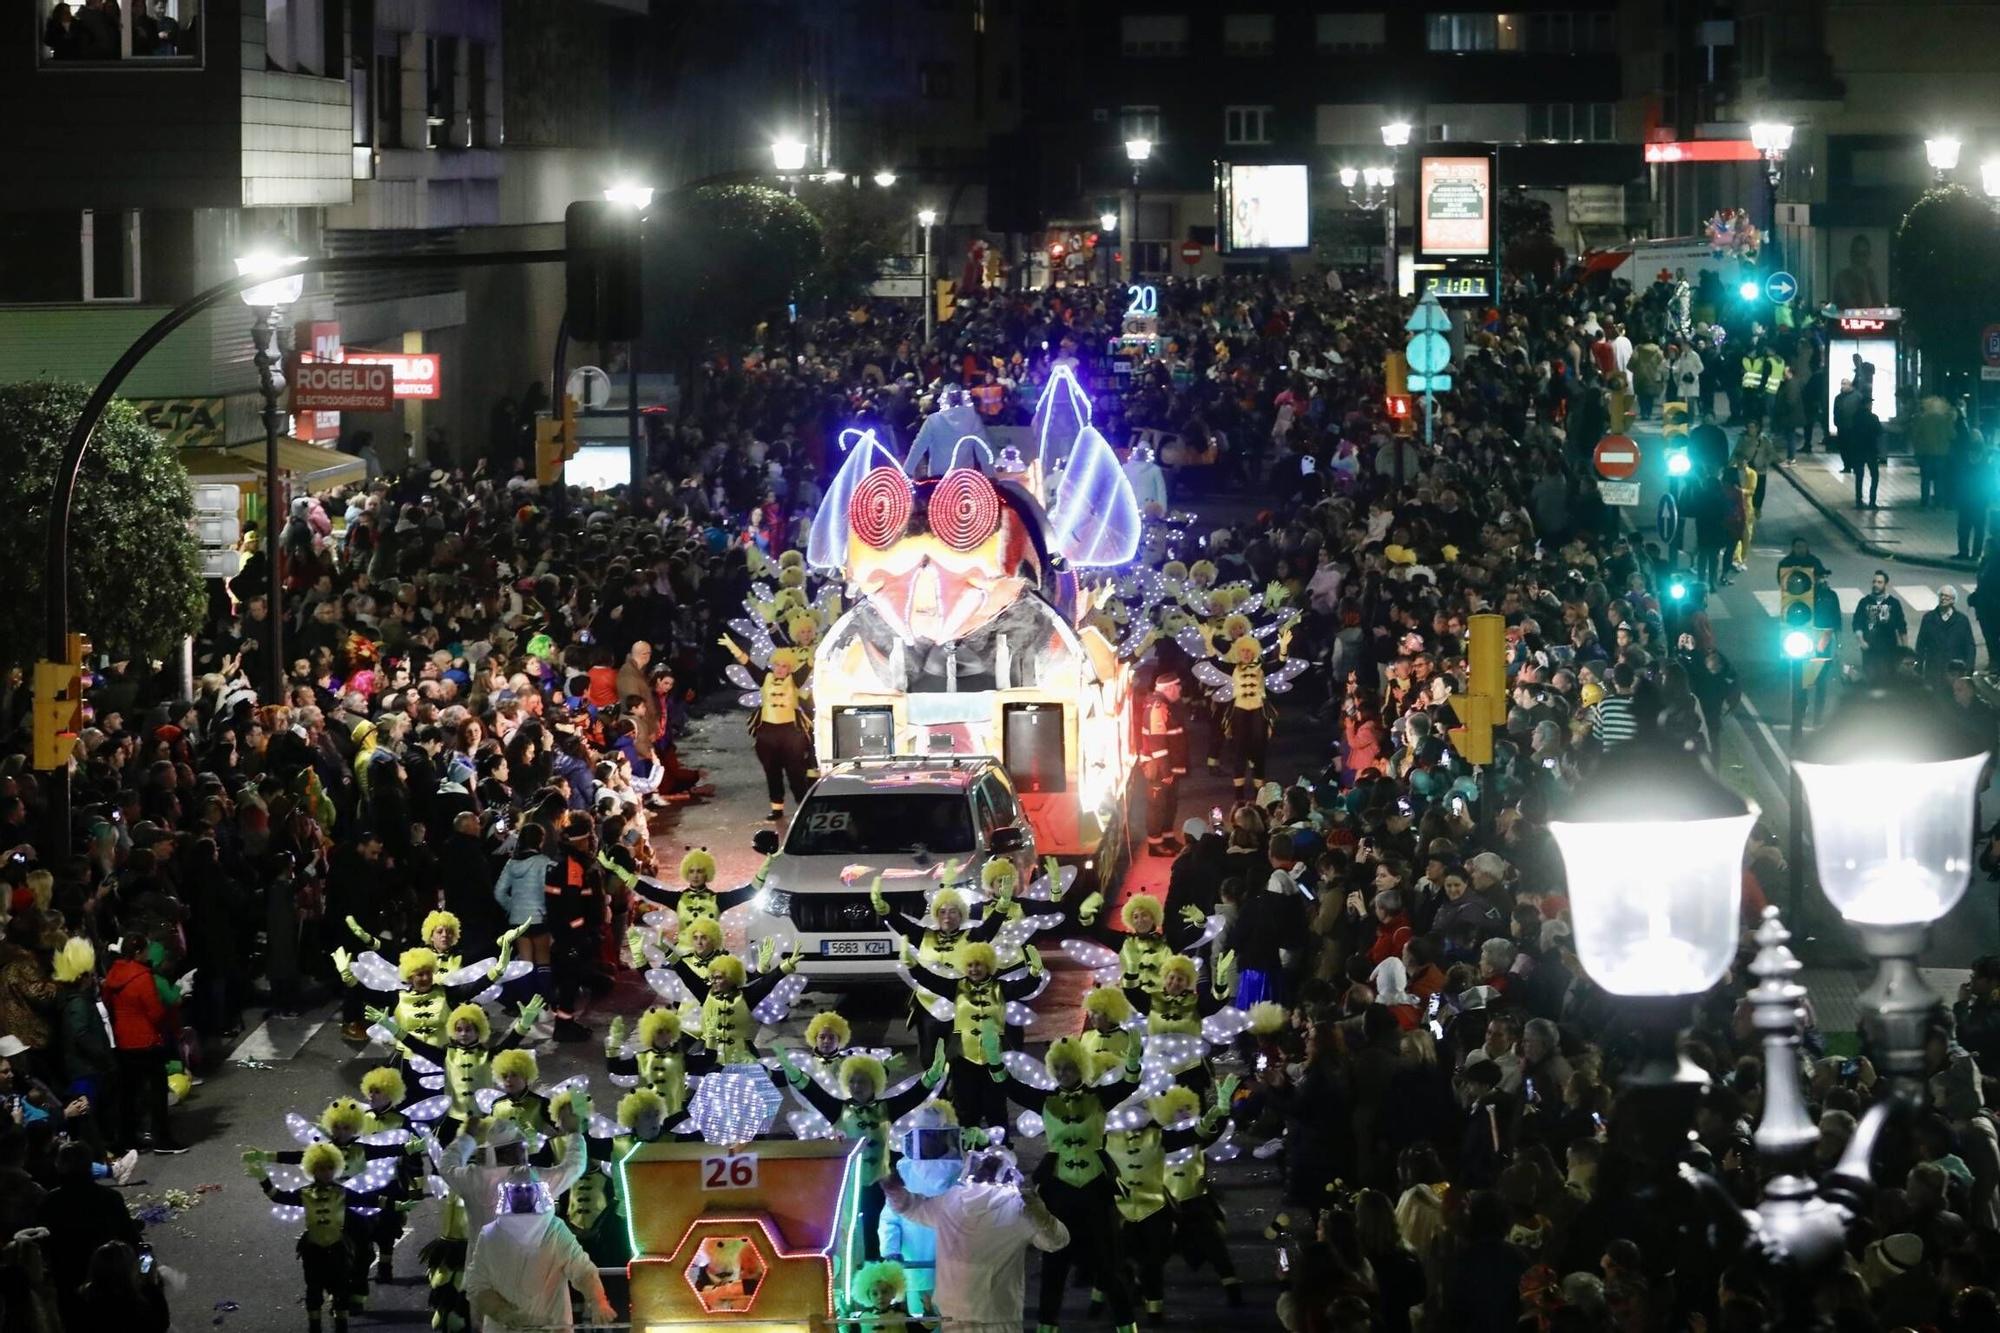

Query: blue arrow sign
[
  {"left": 1764, "top": 270, "right": 1797, "bottom": 305},
  {"left": 1656, "top": 493, "right": 1680, "bottom": 543}
]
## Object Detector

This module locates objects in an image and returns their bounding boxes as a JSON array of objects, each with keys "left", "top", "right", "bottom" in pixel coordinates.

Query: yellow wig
[
  {"left": 958, "top": 941, "right": 998, "bottom": 973},
  {"left": 51, "top": 938, "right": 95, "bottom": 985},
  {"left": 1149, "top": 1085, "right": 1202, "bottom": 1127},
  {"left": 492, "top": 1049, "right": 538, "bottom": 1084},
  {"left": 1044, "top": 1036, "right": 1094, "bottom": 1082},
  {"left": 301, "top": 1141, "right": 347, "bottom": 1178},
  {"left": 839, "top": 1054, "right": 888, "bottom": 1100},
  {"left": 637, "top": 1006, "right": 683, "bottom": 1048},
  {"left": 707, "top": 954, "right": 747, "bottom": 987},
  {"left": 1248, "top": 1001, "right": 1288, "bottom": 1035},
  {"left": 769, "top": 647, "right": 805, "bottom": 672},
  {"left": 680, "top": 849, "right": 717, "bottom": 882},
  {"left": 1161, "top": 560, "right": 1188, "bottom": 582},
  {"left": 930, "top": 887, "right": 968, "bottom": 918},
  {"left": 1121, "top": 893, "right": 1164, "bottom": 931},
  {"left": 851, "top": 1260, "right": 908, "bottom": 1305},
  {"left": 1160, "top": 955, "right": 1199, "bottom": 989},
  {"left": 448, "top": 1002, "right": 490, "bottom": 1041},
  {"left": 360, "top": 1067, "right": 406, "bottom": 1104},
  {"left": 421, "top": 911, "right": 461, "bottom": 946},
  {"left": 618, "top": 1088, "right": 667, "bottom": 1130},
  {"left": 981, "top": 859, "right": 1018, "bottom": 892},
  {"left": 1082, "top": 986, "right": 1133, "bottom": 1024},
  {"left": 682, "top": 919, "right": 724, "bottom": 952},
  {"left": 319, "top": 1097, "right": 368, "bottom": 1138},
  {"left": 778, "top": 548, "right": 806, "bottom": 570},
  {"left": 398, "top": 947, "right": 440, "bottom": 982},
  {"left": 805, "top": 1011, "right": 851, "bottom": 1049},
  {"left": 1227, "top": 634, "right": 1261, "bottom": 664},
  {"left": 1221, "top": 613, "right": 1253, "bottom": 642}
]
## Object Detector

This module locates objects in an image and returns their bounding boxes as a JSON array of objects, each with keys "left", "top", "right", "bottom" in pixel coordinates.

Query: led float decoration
[{"left": 806, "top": 366, "right": 1139, "bottom": 858}]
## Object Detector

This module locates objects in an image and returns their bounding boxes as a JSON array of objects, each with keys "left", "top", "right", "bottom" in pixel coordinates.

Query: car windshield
[{"left": 785, "top": 793, "right": 976, "bottom": 856}]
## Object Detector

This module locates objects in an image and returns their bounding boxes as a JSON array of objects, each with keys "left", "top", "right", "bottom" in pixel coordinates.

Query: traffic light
[
  {"left": 564, "top": 200, "right": 643, "bottom": 342},
  {"left": 1778, "top": 565, "right": 1816, "bottom": 653},
  {"left": 935, "top": 280, "right": 956, "bottom": 324},
  {"left": 1384, "top": 351, "right": 1408, "bottom": 398},
  {"left": 1448, "top": 613, "right": 1505, "bottom": 766},
  {"left": 1385, "top": 394, "right": 1412, "bottom": 421},
  {"left": 32, "top": 635, "right": 88, "bottom": 771},
  {"left": 535, "top": 393, "right": 581, "bottom": 486}
]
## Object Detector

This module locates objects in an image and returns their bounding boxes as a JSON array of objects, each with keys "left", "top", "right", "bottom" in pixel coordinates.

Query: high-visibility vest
[
  {"left": 1741, "top": 356, "right": 1766, "bottom": 391},
  {"left": 1762, "top": 356, "right": 1784, "bottom": 395}
]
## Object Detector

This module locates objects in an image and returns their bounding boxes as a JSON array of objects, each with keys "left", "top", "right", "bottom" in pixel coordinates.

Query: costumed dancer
[
  {"left": 869, "top": 869, "right": 1009, "bottom": 1053},
  {"left": 673, "top": 944, "right": 805, "bottom": 1066},
  {"left": 356, "top": 1067, "right": 446, "bottom": 1283},
  {"left": 1127, "top": 952, "right": 1240, "bottom": 1098},
  {"left": 1154, "top": 1081, "right": 1249, "bottom": 1306},
  {"left": 337, "top": 932, "right": 527, "bottom": 1060},
  {"left": 774, "top": 1044, "right": 950, "bottom": 1259},
  {"left": 986, "top": 1035, "right": 1143, "bottom": 1333},
  {"left": 604, "top": 1006, "right": 709, "bottom": 1121},
  {"left": 247, "top": 1141, "right": 402, "bottom": 1333},
  {"left": 369, "top": 997, "right": 546, "bottom": 1138},
  {"left": 1180, "top": 615, "right": 1306, "bottom": 798},
  {"left": 721, "top": 639, "right": 815, "bottom": 823},
  {"left": 241, "top": 1098, "right": 414, "bottom": 1309},
  {"left": 899, "top": 941, "right": 1046, "bottom": 1131},
  {"left": 1101, "top": 1075, "right": 1241, "bottom": 1322},
  {"left": 541, "top": 1089, "right": 629, "bottom": 1269},
  {"left": 626, "top": 845, "right": 768, "bottom": 946},
  {"left": 846, "top": 1260, "right": 921, "bottom": 1333}
]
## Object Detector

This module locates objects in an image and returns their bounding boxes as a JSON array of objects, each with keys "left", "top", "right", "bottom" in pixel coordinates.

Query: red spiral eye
[
  {"left": 850, "top": 467, "right": 913, "bottom": 549},
  {"left": 928, "top": 468, "right": 1002, "bottom": 551}
]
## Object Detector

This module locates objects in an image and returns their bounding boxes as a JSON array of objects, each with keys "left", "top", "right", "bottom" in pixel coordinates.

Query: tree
[
  {"left": 1894, "top": 185, "right": 2000, "bottom": 392},
  {"left": 1500, "top": 191, "right": 1565, "bottom": 285},
  {"left": 646, "top": 184, "right": 824, "bottom": 357},
  {"left": 793, "top": 182, "right": 903, "bottom": 312},
  {"left": 0, "top": 381, "right": 206, "bottom": 666}
]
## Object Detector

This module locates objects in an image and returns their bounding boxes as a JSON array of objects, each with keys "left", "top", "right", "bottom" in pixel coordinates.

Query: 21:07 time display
[{"left": 1425, "top": 275, "right": 1491, "bottom": 298}]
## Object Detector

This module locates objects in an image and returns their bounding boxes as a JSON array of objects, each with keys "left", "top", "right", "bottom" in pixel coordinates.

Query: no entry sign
[
  {"left": 1180, "top": 241, "right": 1203, "bottom": 265},
  {"left": 293, "top": 362, "right": 394, "bottom": 412},
  {"left": 1593, "top": 433, "right": 1641, "bottom": 480}
]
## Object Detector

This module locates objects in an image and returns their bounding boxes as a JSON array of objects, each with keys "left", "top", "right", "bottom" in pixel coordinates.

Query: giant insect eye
[
  {"left": 927, "top": 468, "right": 1001, "bottom": 551},
  {"left": 850, "top": 467, "right": 913, "bottom": 549}
]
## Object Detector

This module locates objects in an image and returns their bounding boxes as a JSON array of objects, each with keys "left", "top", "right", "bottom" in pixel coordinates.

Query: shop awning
[{"left": 182, "top": 439, "right": 366, "bottom": 489}]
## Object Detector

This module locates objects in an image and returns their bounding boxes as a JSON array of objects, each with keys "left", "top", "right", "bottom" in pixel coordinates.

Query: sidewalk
[{"left": 1776, "top": 447, "right": 1979, "bottom": 573}]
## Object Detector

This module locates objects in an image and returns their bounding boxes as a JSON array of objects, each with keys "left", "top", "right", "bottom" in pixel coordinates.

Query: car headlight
[{"left": 756, "top": 887, "right": 793, "bottom": 918}]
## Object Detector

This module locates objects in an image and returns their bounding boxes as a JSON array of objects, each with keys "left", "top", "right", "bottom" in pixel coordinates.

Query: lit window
[{"left": 39, "top": 0, "right": 202, "bottom": 66}]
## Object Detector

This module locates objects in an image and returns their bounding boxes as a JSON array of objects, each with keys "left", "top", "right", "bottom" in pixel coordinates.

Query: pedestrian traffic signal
[
  {"left": 32, "top": 658, "right": 83, "bottom": 770},
  {"left": 1783, "top": 629, "right": 1814, "bottom": 660},
  {"left": 1448, "top": 613, "right": 1505, "bottom": 766},
  {"left": 1738, "top": 279, "right": 1761, "bottom": 302},
  {"left": 564, "top": 199, "right": 643, "bottom": 342},
  {"left": 1778, "top": 565, "right": 1816, "bottom": 653},
  {"left": 1385, "top": 394, "right": 1412, "bottom": 421},
  {"left": 935, "top": 280, "right": 956, "bottom": 324}
]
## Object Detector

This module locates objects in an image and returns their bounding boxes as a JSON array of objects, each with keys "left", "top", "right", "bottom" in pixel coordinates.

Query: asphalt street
[{"left": 132, "top": 691, "right": 1300, "bottom": 1332}]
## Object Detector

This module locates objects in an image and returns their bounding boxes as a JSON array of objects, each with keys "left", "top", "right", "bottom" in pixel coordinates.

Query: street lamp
[
  {"left": 1796, "top": 687, "right": 1990, "bottom": 1092},
  {"left": 918, "top": 208, "right": 938, "bottom": 348},
  {"left": 1338, "top": 166, "right": 1359, "bottom": 189},
  {"left": 602, "top": 186, "right": 654, "bottom": 477},
  {"left": 1122, "top": 138, "right": 1152, "bottom": 284},
  {"left": 1925, "top": 135, "right": 1962, "bottom": 181},
  {"left": 1380, "top": 121, "right": 1413, "bottom": 288},
  {"left": 1984, "top": 159, "right": 2000, "bottom": 203},
  {"left": 873, "top": 169, "right": 897, "bottom": 188},
  {"left": 234, "top": 250, "right": 307, "bottom": 703},
  {"left": 1749, "top": 119, "right": 1793, "bottom": 185},
  {"left": 770, "top": 136, "right": 808, "bottom": 173}
]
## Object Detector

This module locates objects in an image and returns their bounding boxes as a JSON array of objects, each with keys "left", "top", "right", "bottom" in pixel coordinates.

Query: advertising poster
[
  {"left": 1224, "top": 163, "right": 1310, "bottom": 251},
  {"left": 1419, "top": 156, "right": 1493, "bottom": 257}
]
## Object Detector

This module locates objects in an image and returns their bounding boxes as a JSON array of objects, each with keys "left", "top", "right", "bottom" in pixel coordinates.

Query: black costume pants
[{"left": 754, "top": 725, "right": 812, "bottom": 804}]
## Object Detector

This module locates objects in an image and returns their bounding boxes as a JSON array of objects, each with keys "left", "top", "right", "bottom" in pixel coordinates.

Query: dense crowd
[{"left": 0, "top": 254, "right": 1992, "bottom": 1333}]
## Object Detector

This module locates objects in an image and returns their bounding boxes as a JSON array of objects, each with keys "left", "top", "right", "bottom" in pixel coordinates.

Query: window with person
[{"left": 40, "top": 0, "right": 201, "bottom": 64}]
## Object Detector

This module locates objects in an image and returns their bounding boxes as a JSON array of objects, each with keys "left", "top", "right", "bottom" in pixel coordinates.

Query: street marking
[
  {"left": 1748, "top": 585, "right": 1979, "bottom": 646},
  {"left": 230, "top": 1015, "right": 327, "bottom": 1063}
]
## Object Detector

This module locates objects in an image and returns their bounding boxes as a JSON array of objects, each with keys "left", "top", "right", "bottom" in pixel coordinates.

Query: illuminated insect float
[
  {"left": 805, "top": 365, "right": 1142, "bottom": 859},
  {"left": 620, "top": 1066, "right": 868, "bottom": 1332}
]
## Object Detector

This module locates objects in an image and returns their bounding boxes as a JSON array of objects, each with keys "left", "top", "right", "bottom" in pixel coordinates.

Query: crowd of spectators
[{"left": 0, "top": 251, "right": 1991, "bottom": 1331}]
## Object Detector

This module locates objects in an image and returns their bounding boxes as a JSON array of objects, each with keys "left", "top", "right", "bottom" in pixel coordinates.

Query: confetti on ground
[
  {"left": 212, "top": 1299, "right": 239, "bottom": 1325},
  {"left": 129, "top": 1186, "right": 212, "bottom": 1228}
]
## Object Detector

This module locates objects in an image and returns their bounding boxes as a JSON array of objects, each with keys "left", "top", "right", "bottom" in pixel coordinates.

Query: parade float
[{"left": 803, "top": 366, "right": 1141, "bottom": 863}]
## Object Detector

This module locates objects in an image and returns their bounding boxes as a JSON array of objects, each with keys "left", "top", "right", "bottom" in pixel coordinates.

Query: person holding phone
[{"left": 71, "top": 1239, "right": 171, "bottom": 1332}]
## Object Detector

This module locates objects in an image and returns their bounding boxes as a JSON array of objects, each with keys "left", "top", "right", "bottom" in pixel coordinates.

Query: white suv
[{"left": 742, "top": 757, "right": 1037, "bottom": 983}]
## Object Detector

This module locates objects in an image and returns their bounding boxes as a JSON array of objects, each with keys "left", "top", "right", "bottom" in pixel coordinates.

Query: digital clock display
[{"left": 1425, "top": 275, "right": 1491, "bottom": 298}]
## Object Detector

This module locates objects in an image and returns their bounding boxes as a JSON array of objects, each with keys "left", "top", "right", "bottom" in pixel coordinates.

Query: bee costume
[
  {"left": 722, "top": 639, "right": 815, "bottom": 821},
  {"left": 1178, "top": 613, "right": 1306, "bottom": 797},
  {"left": 629, "top": 847, "right": 764, "bottom": 932},
  {"left": 247, "top": 1140, "right": 398, "bottom": 1333},
  {"left": 902, "top": 940, "right": 1045, "bottom": 1131}
]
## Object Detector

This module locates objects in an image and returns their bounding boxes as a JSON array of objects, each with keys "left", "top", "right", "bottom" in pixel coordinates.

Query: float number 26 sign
[{"left": 699, "top": 1152, "right": 759, "bottom": 1191}]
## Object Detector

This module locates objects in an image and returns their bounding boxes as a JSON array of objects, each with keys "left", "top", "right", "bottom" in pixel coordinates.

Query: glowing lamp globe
[
  {"left": 235, "top": 252, "right": 307, "bottom": 307},
  {"left": 1926, "top": 136, "right": 1962, "bottom": 172},
  {"left": 770, "top": 136, "right": 808, "bottom": 173},
  {"left": 1795, "top": 688, "right": 1989, "bottom": 927},
  {"left": 1739, "top": 280, "right": 1761, "bottom": 301},
  {"left": 1338, "top": 166, "right": 1359, "bottom": 188},
  {"left": 1549, "top": 745, "right": 1752, "bottom": 996}
]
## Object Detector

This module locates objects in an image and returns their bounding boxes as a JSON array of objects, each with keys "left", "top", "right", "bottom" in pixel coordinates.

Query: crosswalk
[{"left": 1747, "top": 584, "right": 1983, "bottom": 651}]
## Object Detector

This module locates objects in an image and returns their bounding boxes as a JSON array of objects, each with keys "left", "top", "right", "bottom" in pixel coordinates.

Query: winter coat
[
  {"left": 0, "top": 942, "right": 58, "bottom": 1051},
  {"left": 101, "top": 957, "right": 171, "bottom": 1051},
  {"left": 494, "top": 851, "right": 554, "bottom": 926}
]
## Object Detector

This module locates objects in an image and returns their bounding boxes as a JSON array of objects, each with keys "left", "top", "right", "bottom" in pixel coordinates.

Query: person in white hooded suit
[
  {"left": 464, "top": 1179, "right": 616, "bottom": 1331},
  {"left": 880, "top": 1145, "right": 1069, "bottom": 1333}
]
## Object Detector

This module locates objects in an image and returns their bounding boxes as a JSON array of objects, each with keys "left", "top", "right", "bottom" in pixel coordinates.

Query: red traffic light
[{"left": 1385, "top": 394, "right": 1412, "bottom": 420}]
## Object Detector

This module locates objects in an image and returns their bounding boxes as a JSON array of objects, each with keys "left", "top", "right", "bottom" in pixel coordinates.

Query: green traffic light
[
  {"left": 1668, "top": 579, "right": 1687, "bottom": 601},
  {"left": 1667, "top": 450, "right": 1692, "bottom": 477},
  {"left": 1782, "top": 629, "right": 1814, "bottom": 659},
  {"left": 1739, "top": 280, "right": 1760, "bottom": 301}
]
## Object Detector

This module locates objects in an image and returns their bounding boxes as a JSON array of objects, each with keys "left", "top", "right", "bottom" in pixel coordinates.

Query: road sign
[
  {"left": 1656, "top": 493, "right": 1679, "bottom": 542},
  {"left": 1598, "top": 480, "right": 1641, "bottom": 506},
  {"left": 292, "top": 361, "right": 393, "bottom": 412},
  {"left": 1764, "top": 270, "right": 1797, "bottom": 305},
  {"left": 1407, "top": 372, "right": 1453, "bottom": 392},
  {"left": 1180, "top": 241, "right": 1203, "bottom": 265},
  {"left": 1404, "top": 291, "right": 1450, "bottom": 333},
  {"left": 1983, "top": 324, "right": 2000, "bottom": 366},
  {"left": 566, "top": 365, "right": 613, "bottom": 410},
  {"left": 1593, "top": 433, "right": 1641, "bottom": 480},
  {"left": 1406, "top": 330, "right": 1450, "bottom": 375}
]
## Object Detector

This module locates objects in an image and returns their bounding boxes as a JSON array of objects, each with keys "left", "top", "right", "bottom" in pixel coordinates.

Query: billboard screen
[
  {"left": 1418, "top": 155, "right": 1493, "bottom": 257},
  {"left": 1222, "top": 163, "right": 1310, "bottom": 251}
]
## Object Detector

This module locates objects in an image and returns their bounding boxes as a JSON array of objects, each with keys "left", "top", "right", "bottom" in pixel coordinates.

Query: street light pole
[
  {"left": 918, "top": 208, "right": 938, "bottom": 348},
  {"left": 1381, "top": 121, "right": 1413, "bottom": 292},
  {"left": 602, "top": 184, "right": 654, "bottom": 484},
  {"left": 248, "top": 303, "right": 286, "bottom": 702},
  {"left": 1124, "top": 138, "right": 1152, "bottom": 285},
  {"left": 1749, "top": 120, "right": 1794, "bottom": 259}
]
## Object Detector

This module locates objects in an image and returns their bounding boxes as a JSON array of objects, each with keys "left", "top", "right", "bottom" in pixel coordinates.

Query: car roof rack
[{"left": 822, "top": 754, "right": 1001, "bottom": 776}]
